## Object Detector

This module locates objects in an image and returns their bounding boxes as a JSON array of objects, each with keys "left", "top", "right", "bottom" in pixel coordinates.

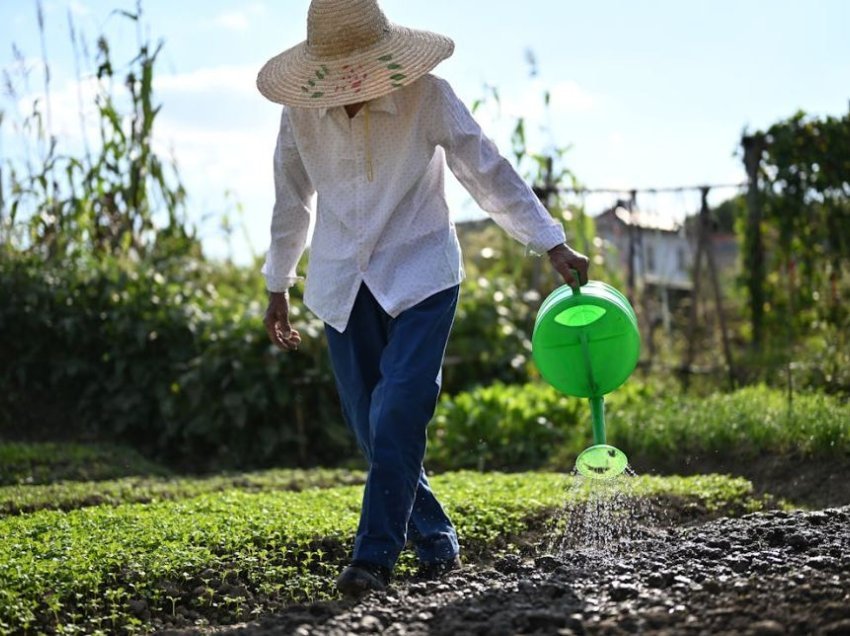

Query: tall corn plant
[{"left": 0, "top": 0, "right": 193, "bottom": 264}]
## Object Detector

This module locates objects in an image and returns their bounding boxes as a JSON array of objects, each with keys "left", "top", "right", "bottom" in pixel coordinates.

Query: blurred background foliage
[{"left": 1, "top": 5, "right": 848, "bottom": 472}]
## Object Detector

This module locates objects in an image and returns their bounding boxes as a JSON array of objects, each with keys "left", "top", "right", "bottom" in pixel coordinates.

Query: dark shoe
[
  {"left": 417, "top": 555, "right": 462, "bottom": 580},
  {"left": 336, "top": 560, "right": 391, "bottom": 597}
]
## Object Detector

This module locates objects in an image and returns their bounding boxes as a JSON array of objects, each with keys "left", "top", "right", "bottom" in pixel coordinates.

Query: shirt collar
[{"left": 318, "top": 92, "right": 398, "bottom": 119}]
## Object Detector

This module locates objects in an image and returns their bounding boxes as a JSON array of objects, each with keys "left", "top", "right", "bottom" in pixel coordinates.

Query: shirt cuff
[
  {"left": 264, "top": 278, "right": 302, "bottom": 293},
  {"left": 261, "top": 262, "right": 302, "bottom": 293},
  {"left": 527, "top": 223, "right": 567, "bottom": 256}
]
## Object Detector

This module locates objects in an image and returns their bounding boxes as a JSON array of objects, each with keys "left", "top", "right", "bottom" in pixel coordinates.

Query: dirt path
[{"left": 168, "top": 506, "right": 850, "bottom": 636}]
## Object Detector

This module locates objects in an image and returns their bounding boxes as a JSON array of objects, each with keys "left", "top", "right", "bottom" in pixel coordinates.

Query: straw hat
[{"left": 257, "top": 0, "right": 454, "bottom": 108}]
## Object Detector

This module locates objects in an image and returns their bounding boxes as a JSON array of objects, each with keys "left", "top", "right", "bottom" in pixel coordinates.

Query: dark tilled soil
[
  {"left": 174, "top": 506, "right": 850, "bottom": 636},
  {"left": 631, "top": 454, "right": 850, "bottom": 510}
]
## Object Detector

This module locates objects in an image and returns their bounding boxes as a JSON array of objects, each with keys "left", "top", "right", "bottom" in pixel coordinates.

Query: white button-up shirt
[{"left": 263, "top": 73, "right": 566, "bottom": 332}]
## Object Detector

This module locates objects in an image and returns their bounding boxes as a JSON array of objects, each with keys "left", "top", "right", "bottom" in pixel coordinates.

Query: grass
[{"left": 0, "top": 471, "right": 765, "bottom": 635}]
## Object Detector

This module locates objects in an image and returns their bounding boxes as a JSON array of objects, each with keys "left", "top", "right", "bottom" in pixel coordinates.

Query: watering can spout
[{"left": 590, "top": 396, "right": 606, "bottom": 446}]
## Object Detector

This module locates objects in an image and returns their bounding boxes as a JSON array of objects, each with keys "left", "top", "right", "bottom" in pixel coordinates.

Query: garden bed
[
  {"left": 0, "top": 472, "right": 764, "bottom": 634},
  {"left": 180, "top": 506, "right": 850, "bottom": 636}
]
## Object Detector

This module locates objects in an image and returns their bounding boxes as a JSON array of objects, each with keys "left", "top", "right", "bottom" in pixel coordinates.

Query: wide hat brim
[{"left": 257, "top": 25, "right": 454, "bottom": 108}]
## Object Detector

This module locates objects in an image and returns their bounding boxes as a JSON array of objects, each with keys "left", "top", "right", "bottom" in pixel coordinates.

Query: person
[{"left": 256, "top": 0, "right": 589, "bottom": 597}]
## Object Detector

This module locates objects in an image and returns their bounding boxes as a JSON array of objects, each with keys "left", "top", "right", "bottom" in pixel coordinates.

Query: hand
[
  {"left": 547, "top": 244, "right": 590, "bottom": 287},
  {"left": 264, "top": 291, "right": 302, "bottom": 351}
]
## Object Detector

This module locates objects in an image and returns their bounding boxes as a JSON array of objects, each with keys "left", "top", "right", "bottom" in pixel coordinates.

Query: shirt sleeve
[
  {"left": 430, "top": 77, "right": 566, "bottom": 255},
  {"left": 261, "top": 107, "right": 316, "bottom": 292}
]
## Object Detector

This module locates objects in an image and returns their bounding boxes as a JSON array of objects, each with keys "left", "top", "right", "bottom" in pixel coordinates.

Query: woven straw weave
[{"left": 257, "top": 0, "right": 453, "bottom": 108}]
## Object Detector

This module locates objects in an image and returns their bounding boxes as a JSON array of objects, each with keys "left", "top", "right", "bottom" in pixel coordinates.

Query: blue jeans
[{"left": 325, "top": 283, "right": 460, "bottom": 570}]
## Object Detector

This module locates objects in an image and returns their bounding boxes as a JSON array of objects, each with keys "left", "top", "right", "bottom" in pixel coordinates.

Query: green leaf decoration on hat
[
  {"left": 303, "top": 65, "right": 333, "bottom": 95},
  {"left": 378, "top": 54, "right": 407, "bottom": 88}
]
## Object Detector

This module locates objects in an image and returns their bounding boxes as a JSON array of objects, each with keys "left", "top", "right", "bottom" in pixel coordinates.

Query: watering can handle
[{"left": 569, "top": 268, "right": 582, "bottom": 294}]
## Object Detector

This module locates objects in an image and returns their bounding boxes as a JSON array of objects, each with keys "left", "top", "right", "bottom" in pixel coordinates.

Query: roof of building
[{"left": 597, "top": 202, "right": 682, "bottom": 233}]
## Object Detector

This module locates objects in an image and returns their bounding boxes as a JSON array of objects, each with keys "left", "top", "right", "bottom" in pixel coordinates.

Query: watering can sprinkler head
[
  {"left": 578, "top": 395, "right": 629, "bottom": 480},
  {"left": 576, "top": 444, "right": 629, "bottom": 480}
]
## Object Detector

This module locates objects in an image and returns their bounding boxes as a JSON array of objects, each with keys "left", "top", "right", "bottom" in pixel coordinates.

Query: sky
[{"left": 2, "top": 0, "right": 849, "bottom": 262}]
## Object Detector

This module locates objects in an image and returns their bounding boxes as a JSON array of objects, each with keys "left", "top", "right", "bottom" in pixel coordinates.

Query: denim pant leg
[
  {"left": 325, "top": 285, "right": 386, "bottom": 462},
  {"left": 325, "top": 284, "right": 460, "bottom": 570},
  {"left": 406, "top": 468, "right": 460, "bottom": 564}
]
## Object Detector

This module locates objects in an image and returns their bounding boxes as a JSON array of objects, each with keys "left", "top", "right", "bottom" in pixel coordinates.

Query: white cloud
[
  {"left": 68, "top": 0, "right": 91, "bottom": 18},
  {"left": 153, "top": 104, "right": 280, "bottom": 259},
  {"left": 155, "top": 64, "right": 258, "bottom": 97},
  {"left": 548, "top": 80, "right": 596, "bottom": 113},
  {"left": 607, "top": 131, "right": 624, "bottom": 146},
  {"left": 210, "top": 3, "right": 267, "bottom": 32},
  {"left": 10, "top": 74, "right": 103, "bottom": 145},
  {"left": 500, "top": 78, "right": 596, "bottom": 121},
  {"left": 214, "top": 11, "right": 250, "bottom": 32}
]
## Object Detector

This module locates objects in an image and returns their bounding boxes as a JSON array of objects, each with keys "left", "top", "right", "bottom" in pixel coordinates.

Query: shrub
[
  {"left": 0, "top": 251, "right": 554, "bottom": 470},
  {"left": 607, "top": 384, "right": 850, "bottom": 460},
  {"left": 443, "top": 275, "right": 541, "bottom": 391},
  {"left": 429, "top": 381, "right": 850, "bottom": 472},
  {"left": 0, "top": 254, "right": 350, "bottom": 470},
  {"left": 428, "top": 382, "right": 586, "bottom": 470}
]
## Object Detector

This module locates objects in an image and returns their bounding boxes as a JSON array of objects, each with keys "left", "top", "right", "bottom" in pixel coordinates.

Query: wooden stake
[{"left": 701, "top": 187, "right": 736, "bottom": 389}]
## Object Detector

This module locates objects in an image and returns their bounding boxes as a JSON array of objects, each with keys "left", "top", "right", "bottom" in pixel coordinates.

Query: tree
[{"left": 741, "top": 109, "right": 850, "bottom": 374}]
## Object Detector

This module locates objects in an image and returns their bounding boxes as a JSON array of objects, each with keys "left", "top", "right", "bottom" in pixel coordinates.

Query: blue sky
[{"left": 2, "top": 0, "right": 849, "bottom": 261}]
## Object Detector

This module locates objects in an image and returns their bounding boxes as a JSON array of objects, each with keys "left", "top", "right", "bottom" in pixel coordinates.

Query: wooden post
[
  {"left": 0, "top": 165, "right": 4, "bottom": 246},
  {"left": 701, "top": 187, "right": 736, "bottom": 389},
  {"left": 742, "top": 134, "right": 766, "bottom": 353},
  {"left": 626, "top": 190, "right": 638, "bottom": 305},
  {"left": 682, "top": 194, "right": 706, "bottom": 389}
]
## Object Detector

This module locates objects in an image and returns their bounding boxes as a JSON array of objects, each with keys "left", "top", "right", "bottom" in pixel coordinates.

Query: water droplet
[{"left": 545, "top": 466, "right": 670, "bottom": 565}]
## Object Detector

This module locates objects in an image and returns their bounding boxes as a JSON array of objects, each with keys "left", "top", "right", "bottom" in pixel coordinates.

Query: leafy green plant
[
  {"left": 0, "top": 442, "right": 169, "bottom": 487},
  {"left": 429, "top": 381, "right": 586, "bottom": 470},
  {"left": 430, "top": 381, "right": 849, "bottom": 472},
  {"left": 0, "top": 255, "right": 348, "bottom": 471},
  {"left": 444, "top": 275, "right": 541, "bottom": 391},
  {"left": 607, "top": 384, "right": 850, "bottom": 461},
  {"left": 0, "top": 462, "right": 364, "bottom": 516},
  {"left": 0, "top": 470, "right": 763, "bottom": 634}
]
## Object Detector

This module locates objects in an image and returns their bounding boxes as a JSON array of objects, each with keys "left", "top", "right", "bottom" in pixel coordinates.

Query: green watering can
[{"left": 532, "top": 275, "right": 640, "bottom": 479}]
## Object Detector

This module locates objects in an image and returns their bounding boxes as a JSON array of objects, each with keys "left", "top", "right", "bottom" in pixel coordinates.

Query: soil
[
  {"left": 165, "top": 505, "right": 850, "bottom": 636},
  {"left": 629, "top": 453, "right": 850, "bottom": 510}
]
